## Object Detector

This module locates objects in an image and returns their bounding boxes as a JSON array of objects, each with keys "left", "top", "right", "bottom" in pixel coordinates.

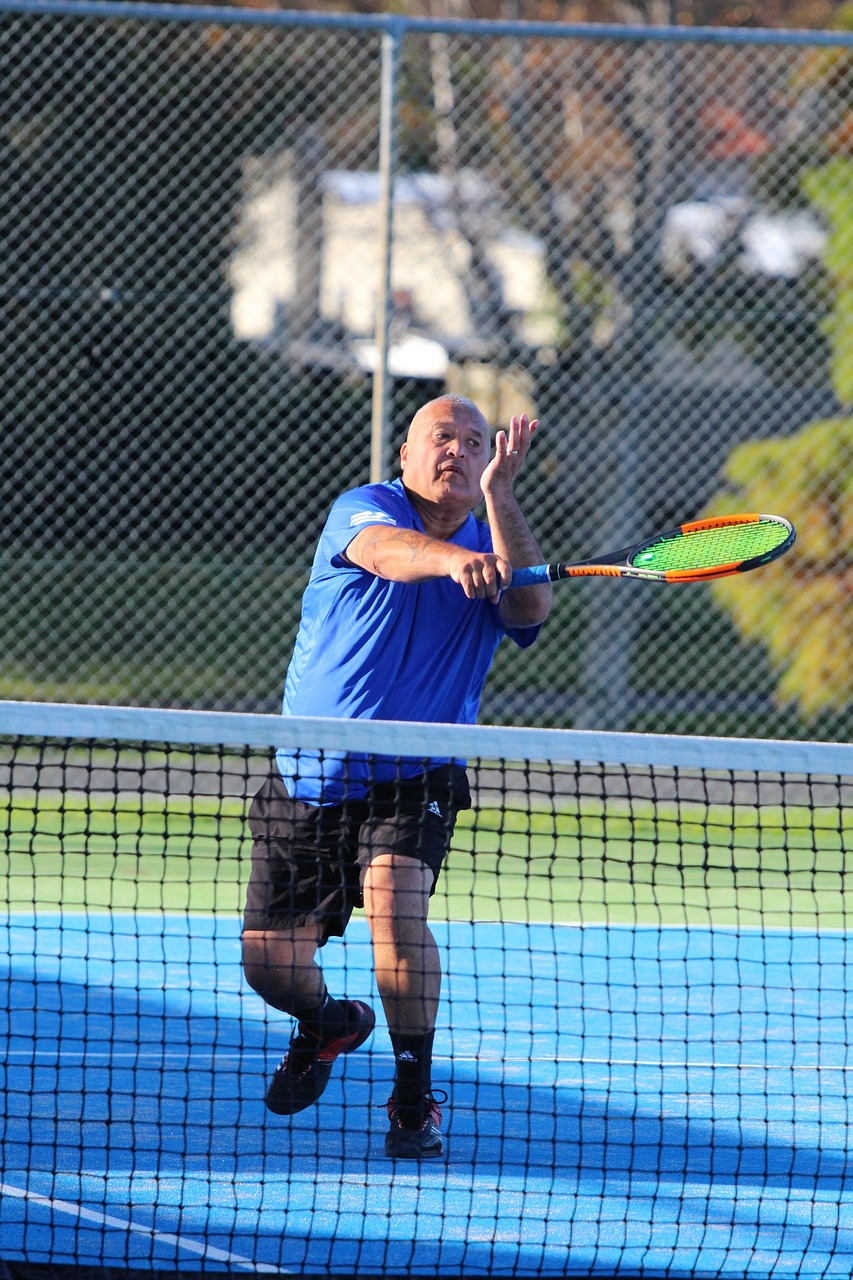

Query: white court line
[
  {"left": 553, "top": 1055, "right": 853, "bottom": 1073},
  {"left": 0, "top": 1182, "right": 288, "bottom": 1274},
  {"left": 6, "top": 1046, "right": 852, "bottom": 1072},
  {"left": 8, "top": 908, "right": 853, "bottom": 933}
]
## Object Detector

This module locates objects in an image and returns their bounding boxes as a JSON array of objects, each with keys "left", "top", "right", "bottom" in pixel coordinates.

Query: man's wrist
[{"left": 482, "top": 485, "right": 519, "bottom": 511}]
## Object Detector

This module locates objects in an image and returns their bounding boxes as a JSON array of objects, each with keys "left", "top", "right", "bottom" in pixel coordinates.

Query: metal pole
[
  {"left": 370, "top": 23, "right": 401, "bottom": 483},
  {"left": 292, "top": 126, "right": 326, "bottom": 339}
]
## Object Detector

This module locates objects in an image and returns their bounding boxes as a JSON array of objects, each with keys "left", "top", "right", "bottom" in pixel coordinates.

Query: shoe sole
[
  {"left": 384, "top": 1125, "right": 444, "bottom": 1160},
  {"left": 384, "top": 1141, "right": 445, "bottom": 1160},
  {"left": 381, "top": 1152, "right": 440, "bottom": 1162}
]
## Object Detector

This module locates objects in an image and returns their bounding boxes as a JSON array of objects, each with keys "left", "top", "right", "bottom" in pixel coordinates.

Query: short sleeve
[
  {"left": 503, "top": 620, "right": 542, "bottom": 649},
  {"left": 321, "top": 484, "right": 413, "bottom": 567}
]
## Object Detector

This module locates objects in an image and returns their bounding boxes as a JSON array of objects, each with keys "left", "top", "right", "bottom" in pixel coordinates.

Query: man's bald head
[
  {"left": 406, "top": 395, "right": 490, "bottom": 442},
  {"left": 399, "top": 395, "right": 492, "bottom": 520}
]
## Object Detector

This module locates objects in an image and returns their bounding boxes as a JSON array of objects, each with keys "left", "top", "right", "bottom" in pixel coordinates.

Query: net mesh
[{"left": 1, "top": 700, "right": 852, "bottom": 1277}]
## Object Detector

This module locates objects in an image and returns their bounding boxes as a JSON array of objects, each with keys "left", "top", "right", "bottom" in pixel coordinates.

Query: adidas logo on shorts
[{"left": 427, "top": 800, "right": 443, "bottom": 818}]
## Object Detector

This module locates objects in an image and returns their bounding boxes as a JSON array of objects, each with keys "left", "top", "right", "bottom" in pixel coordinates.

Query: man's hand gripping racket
[{"left": 510, "top": 513, "right": 796, "bottom": 588}]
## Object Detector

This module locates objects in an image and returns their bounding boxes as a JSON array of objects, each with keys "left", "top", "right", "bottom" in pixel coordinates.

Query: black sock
[
  {"left": 390, "top": 1030, "right": 435, "bottom": 1126},
  {"left": 293, "top": 989, "right": 349, "bottom": 1041}
]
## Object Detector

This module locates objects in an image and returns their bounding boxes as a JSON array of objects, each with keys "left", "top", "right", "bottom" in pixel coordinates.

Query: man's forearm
[
  {"left": 345, "top": 523, "right": 510, "bottom": 601},
  {"left": 483, "top": 491, "right": 546, "bottom": 568},
  {"left": 483, "top": 491, "right": 553, "bottom": 626},
  {"left": 345, "top": 525, "right": 455, "bottom": 582}
]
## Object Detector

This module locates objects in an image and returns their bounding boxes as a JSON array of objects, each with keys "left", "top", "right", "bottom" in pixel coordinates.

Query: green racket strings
[{"left": 633, "top": 520, "right": 789, "bottom": 572}]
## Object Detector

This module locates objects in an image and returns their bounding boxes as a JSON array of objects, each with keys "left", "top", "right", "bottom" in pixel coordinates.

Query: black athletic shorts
[{"left": 242, "top": 764, "right": 471, "bottom": 940}]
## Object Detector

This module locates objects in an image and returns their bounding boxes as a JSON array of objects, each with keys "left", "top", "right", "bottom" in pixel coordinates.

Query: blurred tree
[
  {"left": 706, "top": 4, "right": 853, "bottom": 720},
  {"left": 253, "top": 0, "right": 842, "bottom": 28},
  {"left": 707, "top": 418, "right": 853, "bottom": 720}
]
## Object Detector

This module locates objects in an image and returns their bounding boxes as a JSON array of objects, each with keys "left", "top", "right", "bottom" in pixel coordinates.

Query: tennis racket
[{"left": 510, "top": 513, "right": 796, "bottom": 587}]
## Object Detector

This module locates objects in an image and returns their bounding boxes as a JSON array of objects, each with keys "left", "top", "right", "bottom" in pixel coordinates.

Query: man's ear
[{"left": 400, "top": 441, "right": 408, "bottom": 469}]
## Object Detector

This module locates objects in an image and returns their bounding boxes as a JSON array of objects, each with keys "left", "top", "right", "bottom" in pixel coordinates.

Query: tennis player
[{"left": 242, "top": 394, "right": 552, "bottom": 1159}]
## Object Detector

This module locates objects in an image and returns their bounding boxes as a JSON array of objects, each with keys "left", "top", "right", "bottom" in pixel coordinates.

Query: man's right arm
[{"left": 345, "top": 524, "right": 511, "bottom": 601}]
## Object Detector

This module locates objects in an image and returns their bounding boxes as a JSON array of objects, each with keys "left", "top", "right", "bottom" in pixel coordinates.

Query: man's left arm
[{"left": 481, "top": 414, "right": 553, "bottom": 631}]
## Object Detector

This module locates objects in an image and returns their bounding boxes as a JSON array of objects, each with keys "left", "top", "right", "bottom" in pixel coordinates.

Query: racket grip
[{"left": 510, "top": 564, "right": 554, "bottom": 588}]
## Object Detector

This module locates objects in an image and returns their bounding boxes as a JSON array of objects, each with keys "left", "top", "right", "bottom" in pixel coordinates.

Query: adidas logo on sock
[{"left": 396, "top": 1050, "right": 416, "bottom": 1061}]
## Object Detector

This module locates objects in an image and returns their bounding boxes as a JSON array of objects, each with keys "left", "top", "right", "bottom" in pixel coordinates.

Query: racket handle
[{"left": 510, "top": 563, "right": 554, "bottom": 588}]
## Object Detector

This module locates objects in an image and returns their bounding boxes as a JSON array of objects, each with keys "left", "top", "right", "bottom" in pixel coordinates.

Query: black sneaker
[
  {"left": 384, "top": 1090, "right": 447, "bottom": 1159},
  {"left": 265, "top": 999, "right": 375, "bottom": 1116}
]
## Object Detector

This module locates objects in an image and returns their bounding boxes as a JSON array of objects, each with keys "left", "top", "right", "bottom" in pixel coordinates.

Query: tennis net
[{"left": 1, "top": 698, "right": 852, "bottom": 1278}]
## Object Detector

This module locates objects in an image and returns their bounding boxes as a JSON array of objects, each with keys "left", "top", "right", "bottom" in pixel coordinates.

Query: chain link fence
[{"left": 3, "top": 1, "right": 853, "bottom": 737}]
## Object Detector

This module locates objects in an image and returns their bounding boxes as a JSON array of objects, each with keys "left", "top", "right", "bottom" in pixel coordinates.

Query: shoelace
[
  {"left": 276, "top": 1028, "right": 321, "bottom": 1074},
  {"left": 386, "top": 1089, "right": 449, "bottom": 1126}
]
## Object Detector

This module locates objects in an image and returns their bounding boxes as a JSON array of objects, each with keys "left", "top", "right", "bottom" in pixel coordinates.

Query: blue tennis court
[{"left": 2, "top": 910, "right": 852, "bottom": 1277}]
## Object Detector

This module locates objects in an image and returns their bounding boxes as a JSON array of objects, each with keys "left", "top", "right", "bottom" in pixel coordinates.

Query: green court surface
[{"left": 3, "top": 782, "right": 851, "bottom": 931}]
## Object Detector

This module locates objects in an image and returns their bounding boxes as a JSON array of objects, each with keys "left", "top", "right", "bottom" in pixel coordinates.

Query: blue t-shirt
[{"left": 277, "top": 479, "right": 541, "bottom": 804}]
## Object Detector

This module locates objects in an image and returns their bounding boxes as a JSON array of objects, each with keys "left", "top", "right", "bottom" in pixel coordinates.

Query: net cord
[{"left": 0, "top": 699, "right": 850, "bottom": 777}]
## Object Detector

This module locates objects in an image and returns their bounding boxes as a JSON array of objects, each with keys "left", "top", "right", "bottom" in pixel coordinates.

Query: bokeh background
[{"left": 4, "top": 0, "right": 853, "bottom": 738}]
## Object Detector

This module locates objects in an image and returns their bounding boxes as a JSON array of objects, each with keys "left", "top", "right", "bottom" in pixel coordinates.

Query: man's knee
[
  {"left": 242, "top": 933, "right": 282, "bottom": 1000},
  {"left": 241, "top": 928, "right": 321, "bottom": 1003},
  {"left": 363, "top": 855, "right": 434, "bottom": 943}
]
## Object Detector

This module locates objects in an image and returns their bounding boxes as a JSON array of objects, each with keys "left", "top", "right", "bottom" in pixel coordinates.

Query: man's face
[{"left": 400, "top": 402, "right": 491, "bottom": 511}]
